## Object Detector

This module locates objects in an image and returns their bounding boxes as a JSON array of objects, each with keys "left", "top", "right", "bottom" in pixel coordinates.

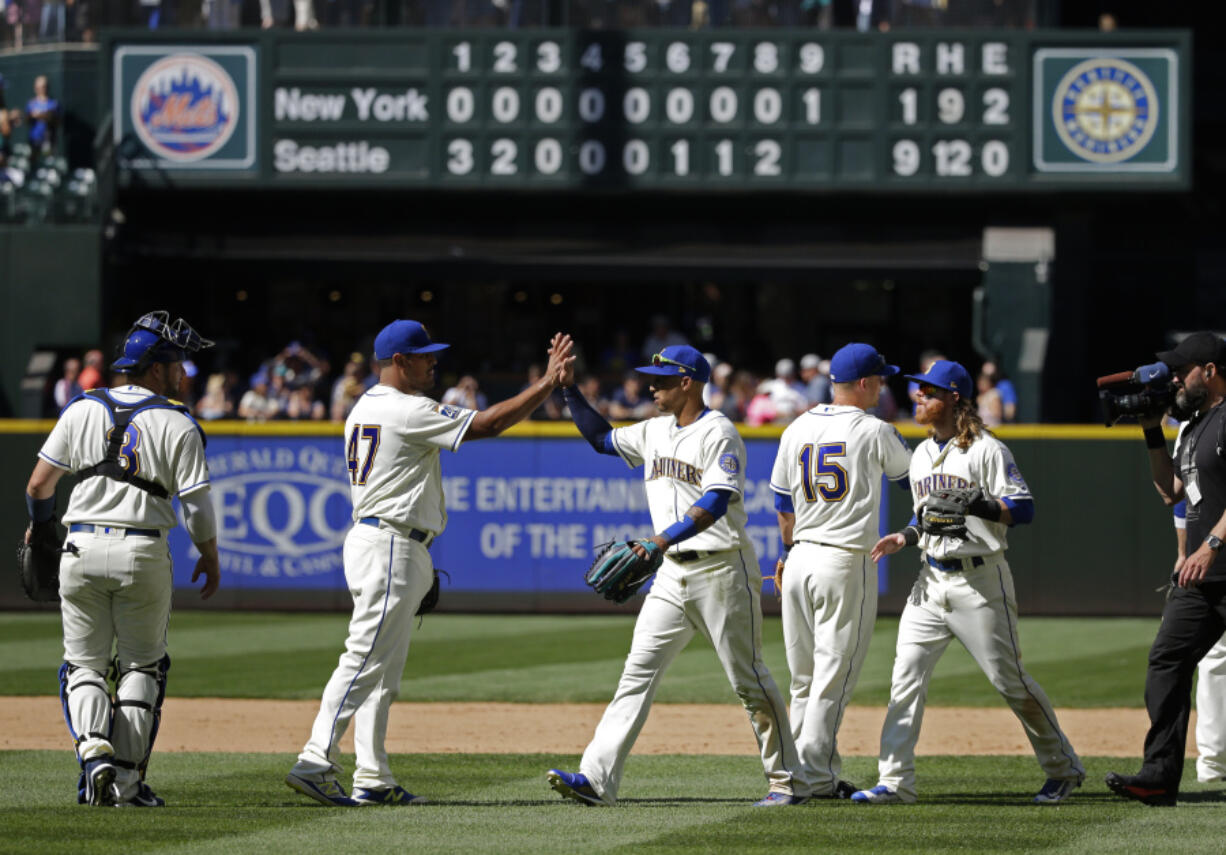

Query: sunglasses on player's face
[
  {"left": 651, "top": 353, "right": 693, "bottom": 373},
  {"left": 917, "top": 383, "right": 951, "bottom": 399}
]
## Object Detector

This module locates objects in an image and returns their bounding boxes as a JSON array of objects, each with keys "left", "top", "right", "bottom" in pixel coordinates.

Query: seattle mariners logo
[
  {"left": 131, "top": 54, "right": 239, "bottom": 162},
  {"left": 719, "top": 453, "right": 740, "bottom": 475},
  {"left": 1052, "top": 57, "right": 1159, "bottom": 163}
]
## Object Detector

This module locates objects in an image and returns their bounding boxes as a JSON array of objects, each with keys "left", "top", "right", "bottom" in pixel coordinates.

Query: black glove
[
  {"left": 585, "top": 540, "right": 664, "bottom": 604},
  {"left": 16, "top": 518, "right": 64, "bottom": 602}
]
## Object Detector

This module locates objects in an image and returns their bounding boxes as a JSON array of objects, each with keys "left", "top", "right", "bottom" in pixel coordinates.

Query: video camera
[{"left": 1096, "top": 362, "right": 1177, "bottom": 426}]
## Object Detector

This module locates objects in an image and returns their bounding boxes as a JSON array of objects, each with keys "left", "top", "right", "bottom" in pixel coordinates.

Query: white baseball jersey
[
  {"left": 345, "top": 385, "right": 476, "bottom": 535},
  {"left": 38, "top": 385, "right": 209, "bottom": 528},
  {"left": 770, "top": 405, "right": 912, "bottom": 552},
  {"left": 910, "top": 432, "right": 1031, "bottom": 560},
  {"left": 611, "top": 409, "right": 747, "bottom": 552}
]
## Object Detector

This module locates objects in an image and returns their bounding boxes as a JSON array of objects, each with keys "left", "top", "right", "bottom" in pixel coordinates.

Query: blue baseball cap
[
  {"left": 637, "top": 345, "right": 711, "bottom": 383},
  {"left": 373, "top": 320, "right": 449, "bottom": 360},
  {"left": 905, "top": 360, "right": 974, "bottom": 399},
  {"left": 829, "top": 343, "right": 899, "bottom": 383}
]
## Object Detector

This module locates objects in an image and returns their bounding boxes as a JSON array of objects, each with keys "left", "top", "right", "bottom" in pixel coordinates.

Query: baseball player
[
  {"left": 852, "top": 360, "right": 1084, "bottom": 805},
  {"left": 287, "top": 320, "right": 574, "bottom": 807},
  {"left": 24, "top": 311, "right": 219, "bottom": 807},
  {"left": 770, "top": 343, "right": 912, "bottom": 798},
  {"left": 546, "top": 344, "right": 804, "bottom": 806}
]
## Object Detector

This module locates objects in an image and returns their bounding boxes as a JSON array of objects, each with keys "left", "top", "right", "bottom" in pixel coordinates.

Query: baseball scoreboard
[{"left": 107, "top": 28, "right": 1189, "bottom": 190}]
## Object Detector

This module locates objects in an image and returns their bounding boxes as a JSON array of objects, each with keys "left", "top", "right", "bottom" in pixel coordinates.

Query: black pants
[{"left": 1140, "top": 580, "right": 1226, "bottom": 790}]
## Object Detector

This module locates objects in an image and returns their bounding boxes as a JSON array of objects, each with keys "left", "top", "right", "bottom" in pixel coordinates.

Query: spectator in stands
[
  {"left": 196, "top": 373, "right": 233, "bottom": 421},
  {"left": 53, "top": 357, "right": 82, "bottom": 409},
  {"left": 608, "top": 372, "right": 655, "bottom": 421},
  {"left": 977, "top": 364, "right": 1005, "bottom": 427},
  {"left": 704, "top": 360, "right": 733, "bottom": 413},
  {"left": 77, "top": 348, "right": 104, "bottom": 390},
  {"left": 745, "top": 378, "right": 778, "bottom": 427},
  {"left": 39, "top": 0, "right": 67, "bottom": 42},
  {"left": 768, "top": 357, "right": 809, "bottom": 421},
  {"left": 640, "top": 314, "right": 688, "bottom": 361},
  {"left": 284, "top": 385, "right": 325, "bottom": 420},
  {"left": 564, "top": 375, "right": 611, "bottom": 420},
  {"left": 599, "top": 329, "right": 639, "bottom": 381},
  {"left": 26, "top": 75, "right": 58, "bottom": 161},
  {"left": 721, "top": 369, "right": 757, "bottom": 423},
  {"left": 799, "top": 352, "right": 831, "bottom": 405},
  {"left": 981, "top": 359, "right": 1018, "bottom": 422},
  {"left": 238, "top": 372, "right": 279, "bottom": 421},
  {"left": 272, "top": 340, "right": 328, "bottom": 393},
  {"left": 329, "top": 352, "right": 373, "bottom": 422},
  {"left": 442, "top": 374, "right": 488, "bottom": 411}
]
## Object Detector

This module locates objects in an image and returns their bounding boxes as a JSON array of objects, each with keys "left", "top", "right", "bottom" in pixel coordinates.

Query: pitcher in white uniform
[
  {"left": 286, "top": 320, "right": 574, "bottom": 807},
  {"left": 545, "top": 344, "right": 803, "bottom": 806},
  {"left": 770, "top": 343, "right": 912, "bottom": 798},
  {"left": 852, "top": 360, "right": 1084, "bottom": 806},
  {"left": 25, "top": 311, "right": 220, "bottom": 807}
]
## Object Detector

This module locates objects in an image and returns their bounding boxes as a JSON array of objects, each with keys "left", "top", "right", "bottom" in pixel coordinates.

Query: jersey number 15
[
  {"left": 346, "top": 424, "right": 381, "bottom": 486},
  {"left": 798, "top": 442, "right": 848, "bottom": 503}
]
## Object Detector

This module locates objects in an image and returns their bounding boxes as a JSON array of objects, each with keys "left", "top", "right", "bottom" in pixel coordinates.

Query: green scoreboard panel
[{"left": 107, "top": 29, "right": 1190, "bottom": 190}]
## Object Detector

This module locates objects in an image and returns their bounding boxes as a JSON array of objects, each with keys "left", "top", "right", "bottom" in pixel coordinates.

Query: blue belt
[
  {"left": 358, "top": 517, "right": 431, "bottom": 544},
  {"left": 68, "top": 524, "right": 161, "bottom": 538},
  {"left": 926, "top": 554, "right": 984, "bottom": 573}
]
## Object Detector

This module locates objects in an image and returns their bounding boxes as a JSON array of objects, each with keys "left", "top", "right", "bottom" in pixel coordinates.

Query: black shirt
[{"left": 1176, "top": 400, "right": 1226, "bottom": 578}]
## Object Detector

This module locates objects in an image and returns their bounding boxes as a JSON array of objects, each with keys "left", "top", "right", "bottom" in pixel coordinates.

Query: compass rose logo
[{"left": 1052, "top": 57, "right": 1159, "bottom": 163}]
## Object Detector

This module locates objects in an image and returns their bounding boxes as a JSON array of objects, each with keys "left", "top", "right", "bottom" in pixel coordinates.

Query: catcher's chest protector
[{"left": 72, "top": 390, "right": 205, "bottom": 498}]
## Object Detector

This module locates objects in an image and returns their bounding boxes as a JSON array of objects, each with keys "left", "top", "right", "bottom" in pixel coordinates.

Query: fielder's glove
[
  {"left": 16, "top": 518, "right": 64, "bottom": 602},
  {"left": 585, "top": 540, "right": 664, "bottom": 604},
  {"left": 920, "top": 486, "right": 1001, "bottom": 538},
  {"left": 416, "top": 569, "right": 449, "bottom": 617}
]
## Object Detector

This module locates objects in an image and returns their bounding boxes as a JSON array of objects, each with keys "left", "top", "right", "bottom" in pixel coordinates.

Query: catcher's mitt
[
  {"left": 920, "top": 487, "right": 982, "bottom": 539},
  {"left": 585, "top": 540, "right": 664, "bottom": 604},
  {"left": 416, "top": 569, "right": 449, "bottom": 617},
  {"left": 16, "top": 518, "right": 64, "bottom": 602}
]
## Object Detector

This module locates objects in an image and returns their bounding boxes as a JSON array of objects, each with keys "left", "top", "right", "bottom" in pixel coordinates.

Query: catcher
[
  {"left": 852, "top": 360, "right": 1083, "bottom": 806},
  {"left": 546, "top": 344, "right": 804, "bottom": 807}
]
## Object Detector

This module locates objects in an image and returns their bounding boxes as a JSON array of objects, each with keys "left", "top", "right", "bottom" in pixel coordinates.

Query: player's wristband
[
  {"left": 26, "top": 493, "right": 54, "bottom": 523},
  {"left": 662, "top": 516, "right": 699, "bottom": 545},
  {"left": 901, "top": 526, "right": 921, "bottom": 547},
  {"left": 1144, "top": 426, "right": 1167, "bottom": 450}
]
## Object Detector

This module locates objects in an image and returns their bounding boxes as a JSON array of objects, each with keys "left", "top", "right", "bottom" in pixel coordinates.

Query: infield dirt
[{"left": 0, "top": 697, "right": 1185, "bottom": 756}]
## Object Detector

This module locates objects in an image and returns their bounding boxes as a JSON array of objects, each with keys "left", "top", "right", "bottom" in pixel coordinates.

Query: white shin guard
[
  {"left": 59, "top": 663, "right": 114, "bottom": 762},
  {"left": 111, "top": 656, "right": 169, "bottom": 800}
]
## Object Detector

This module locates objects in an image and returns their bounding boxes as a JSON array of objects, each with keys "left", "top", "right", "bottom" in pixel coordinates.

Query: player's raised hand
[
  {"left": 546, "top": 333, "right": 576, "bottom": 387},
  {"left": 193, "top": 552, "right": 220, "bottom": 599},
  {"left": 871, "top": 533, "right": 906, "bottom": 563}
]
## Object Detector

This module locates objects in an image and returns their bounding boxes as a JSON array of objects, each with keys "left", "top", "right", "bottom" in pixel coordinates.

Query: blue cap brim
[
  {"left": 636, "top": 364, "right": 683, "bottom": 376},
  {"left": 411, "top": 343, "right": 450, "bottom": 354},
  {"left": 904, "top": 372, "right": 953, "bottom": 391},
  {"left": 880, "top": 365, "right": 901, "bottom": 377}
]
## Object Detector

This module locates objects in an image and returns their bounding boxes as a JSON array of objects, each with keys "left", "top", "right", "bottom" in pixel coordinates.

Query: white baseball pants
[
  {"left": 1196, "top": 634, "right": 1226, "bottom": 782},
  {"left": 294, "top": 523, "right": 434, "bottom": 790},
  {"left": 578, "top": 547, "right": 801, "bottom": 803},
  {"left": 781, "top": 542, "right": 876, "bottom": 796},
  {"left": 876, "top": 556, "right": 1083, "bottom": 801}
]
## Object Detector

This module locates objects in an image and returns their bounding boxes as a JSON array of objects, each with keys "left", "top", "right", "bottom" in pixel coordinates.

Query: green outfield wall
[{"left": 0, "top": 421, "right": 1180, "bottom": 616}]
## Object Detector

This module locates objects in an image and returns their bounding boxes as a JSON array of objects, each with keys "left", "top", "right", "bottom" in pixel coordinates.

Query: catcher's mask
[{"left": 111, "top": 311, "right": 215, "bottom": 375}]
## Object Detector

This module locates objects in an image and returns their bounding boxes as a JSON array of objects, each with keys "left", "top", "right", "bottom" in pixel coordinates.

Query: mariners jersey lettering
[
  {"left": 345, "top": 385, "right": 476, "bottom": 536},
  {"left": 611, "top": 409, "right": 747, "bottom": 553},
  {"left": 770, "top": 405, "right": 912, "bottom": 552},
  {"left": 911, "top": 433, "right": 1031, "bottom": 559},
  {"left": 38, "top": 385, "right": 210, "bottom": 529}
]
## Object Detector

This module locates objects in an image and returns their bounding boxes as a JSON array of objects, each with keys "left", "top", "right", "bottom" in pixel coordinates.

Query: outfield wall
[{"left": 0, "top": 420, "right": 1176, "bottom": 616}]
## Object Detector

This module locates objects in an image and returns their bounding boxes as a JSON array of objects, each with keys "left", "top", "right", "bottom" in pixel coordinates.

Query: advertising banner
[{"left": 167, "top": 435, "right": 895, "bottom": 593}]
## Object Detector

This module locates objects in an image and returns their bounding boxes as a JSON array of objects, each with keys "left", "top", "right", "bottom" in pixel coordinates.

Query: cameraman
[{"left": 1107, "top": 332, "right": 1226, "bottom": 806}]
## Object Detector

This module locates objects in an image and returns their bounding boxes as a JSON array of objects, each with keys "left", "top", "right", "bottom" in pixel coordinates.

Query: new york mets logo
[
  {"left": 131, "top": 54, "right": 239, "bottom": 162},
  {"left": 1052, "top": 57, "right": 1159, "bottom": 164}
]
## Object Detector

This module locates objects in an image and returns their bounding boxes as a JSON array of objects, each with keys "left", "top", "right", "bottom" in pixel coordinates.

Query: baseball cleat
[
  {"left": 83, "top": 755, "right": 117, "bottom": 807},
  {"left": 115, "top": 783, "right": 165, "bottom": 807},
  {"left": 850, "top": 785, "right": 910, "bottom": 805},
  {"left": 546, "top": 769, "right": 603, "bottom": 806},
  {"left": 1033, "top": 777, "right": 1081, "bottom": 805},
  {"left": 352, "top": 785, "right": 427, "bottom": 806},
  {"left": 753, "top": 792, "right": 807, "bottom": 806},
  {"left": 285, "top": 771, "right": 359, "bottom": 807},
  {"left": 1104, "top": 772, "right": 1176, "bottom": 807}
]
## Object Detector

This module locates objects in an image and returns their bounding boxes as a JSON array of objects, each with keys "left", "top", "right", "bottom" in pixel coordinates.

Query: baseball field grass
[{"left": 4, "top": 611, "right": 1225, "bottom": 854}]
